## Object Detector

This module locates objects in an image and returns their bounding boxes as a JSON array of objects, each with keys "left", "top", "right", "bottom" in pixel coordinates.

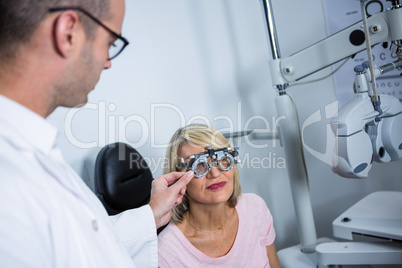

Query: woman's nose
[{"left": 206, "top": 165, "right": 220, "bottom": 179}]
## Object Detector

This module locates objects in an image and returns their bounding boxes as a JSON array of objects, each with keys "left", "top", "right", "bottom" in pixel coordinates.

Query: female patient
[{"left": 158, "top": 124, "right": 281, "bottom": 268}]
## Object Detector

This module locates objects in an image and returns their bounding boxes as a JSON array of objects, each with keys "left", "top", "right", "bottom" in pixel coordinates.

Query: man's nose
[{"left": 104, "top": 60, "right": 112, "bottom": 69}]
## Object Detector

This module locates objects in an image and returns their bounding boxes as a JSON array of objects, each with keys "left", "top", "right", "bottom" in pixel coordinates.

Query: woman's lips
[{"left": 206, "top": 181, "right": 227, "bottom": 190}]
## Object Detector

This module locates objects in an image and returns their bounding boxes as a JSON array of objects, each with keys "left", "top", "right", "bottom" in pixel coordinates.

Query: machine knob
[
  {"left": 354, "top": 65, "right": 365, "bottom": 73},
  {"left": 362, "top": 61, "right": 370, "bottom": 69}
]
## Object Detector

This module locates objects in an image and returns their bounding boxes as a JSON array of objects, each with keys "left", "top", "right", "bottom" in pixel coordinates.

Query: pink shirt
[{"left": 158, "top": 193, "right": 276, "bottom": 267}]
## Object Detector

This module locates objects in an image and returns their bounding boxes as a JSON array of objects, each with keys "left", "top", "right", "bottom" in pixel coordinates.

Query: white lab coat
[{"left": 0, "top": 95, "right": 158, "bottom": 268}]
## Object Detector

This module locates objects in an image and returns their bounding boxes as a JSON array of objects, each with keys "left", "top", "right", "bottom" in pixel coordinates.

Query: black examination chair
[{"left": 94, "top": 142, "right": 154, "bottom": 216}]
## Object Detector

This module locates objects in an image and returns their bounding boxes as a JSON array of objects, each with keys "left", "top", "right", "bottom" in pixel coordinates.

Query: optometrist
[{"left": 0, "top": 0, "right": 194, "bottom": 267}]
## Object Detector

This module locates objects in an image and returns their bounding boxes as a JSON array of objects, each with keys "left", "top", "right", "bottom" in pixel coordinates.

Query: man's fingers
[
  {"left": 175, "top": 195, "right": 183, "bottom": 206},
  {"left": 170, "top": 171, "right": 194, "bottom": 191},
  {"left": 155, "top": 171, "right": 193, "bottom": 198},
  {"left": 162, "top": 172, "right": 187, "bottom": 186},
  {"left": 179, "top": 186, "right": 186, "bottom": 196}
]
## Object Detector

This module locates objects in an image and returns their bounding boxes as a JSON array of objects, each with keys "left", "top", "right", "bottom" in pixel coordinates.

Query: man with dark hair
[
  {"left": 0, "top": 0, "right": 193, "bottom": 267},
  {"left": 0, "top": 0, "right": 109, "bottom": 62}
]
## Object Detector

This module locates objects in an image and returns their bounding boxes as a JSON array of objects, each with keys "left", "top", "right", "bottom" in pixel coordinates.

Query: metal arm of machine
[
  {"left": 267, "top": 0, "right": 402, "bottom": 179},
  {"left": 268, "top": 6, "right": 402, "bottom": 86},
  {"left": 260, "top": 0, "right": 318, "bottom": 253}
]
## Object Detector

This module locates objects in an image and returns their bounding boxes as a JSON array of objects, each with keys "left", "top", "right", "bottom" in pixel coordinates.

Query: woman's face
[{"left": 177, "top": 142, "right": 234, "bottom": 206}]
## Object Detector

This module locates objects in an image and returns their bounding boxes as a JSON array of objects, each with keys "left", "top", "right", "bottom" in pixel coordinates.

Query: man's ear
[{"left": 52, "top": 11, "right": 81, "bottom": 58}]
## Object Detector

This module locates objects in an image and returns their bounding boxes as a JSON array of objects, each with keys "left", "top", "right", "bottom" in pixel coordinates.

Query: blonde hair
[{"left": 164, "top": 124, "right": 241, "bottom": 224}]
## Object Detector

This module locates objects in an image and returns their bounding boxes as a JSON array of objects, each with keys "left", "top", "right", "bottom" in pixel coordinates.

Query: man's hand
[{"left": 149, "top": 171, "right": 194, "bottom": 229}]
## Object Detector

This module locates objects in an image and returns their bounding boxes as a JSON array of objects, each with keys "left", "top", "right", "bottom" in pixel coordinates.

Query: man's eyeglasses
[{"left": 49, "top": 7, "right": 129, "bottom": 60}]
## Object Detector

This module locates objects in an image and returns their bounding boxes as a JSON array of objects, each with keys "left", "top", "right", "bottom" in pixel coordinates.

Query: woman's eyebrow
[{"left": 178, "top": 154, "right": 192, "bottom": 161}]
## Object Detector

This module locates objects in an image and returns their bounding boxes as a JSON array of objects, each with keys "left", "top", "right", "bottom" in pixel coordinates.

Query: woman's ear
[{"left": 52, "top": 10, "right": 81, "bottom": 58}]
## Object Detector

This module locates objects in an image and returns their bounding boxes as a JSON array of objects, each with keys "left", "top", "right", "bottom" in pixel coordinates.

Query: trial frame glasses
[{"left": 176, "top": 146, "right": 239, "bottom": 178}]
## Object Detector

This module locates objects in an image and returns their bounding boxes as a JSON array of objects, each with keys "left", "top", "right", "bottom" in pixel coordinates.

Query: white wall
[{"left": 48, "top": 0, "right": 402, "bottom": 251}]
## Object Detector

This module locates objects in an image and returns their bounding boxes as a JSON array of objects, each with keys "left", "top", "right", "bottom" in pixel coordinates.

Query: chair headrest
[{"left": 94, "top": 142, "right": 153, "bottom": 215}]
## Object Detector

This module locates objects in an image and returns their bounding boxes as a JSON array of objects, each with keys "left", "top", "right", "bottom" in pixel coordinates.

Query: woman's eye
[
  {"left": 195, "top": 162, "right": 208, "bottom": 174},
  {"left": 219, "top": 157, "right": 232, "bottom": 169}
]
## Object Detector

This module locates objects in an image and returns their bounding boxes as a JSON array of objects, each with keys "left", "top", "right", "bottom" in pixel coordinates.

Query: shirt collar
[{"left": 0, "top": 95, "right": 58, "bottom": 155}]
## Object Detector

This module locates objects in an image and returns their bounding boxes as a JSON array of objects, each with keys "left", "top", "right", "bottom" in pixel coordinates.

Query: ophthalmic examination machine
[{"left": 258, "top": 0, "right": 402, "bottom": 266}]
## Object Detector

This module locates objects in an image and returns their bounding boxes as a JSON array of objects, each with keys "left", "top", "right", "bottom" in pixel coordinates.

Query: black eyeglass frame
[{"left": 49, "top": 6, "right": 129, "bottom": 60}]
